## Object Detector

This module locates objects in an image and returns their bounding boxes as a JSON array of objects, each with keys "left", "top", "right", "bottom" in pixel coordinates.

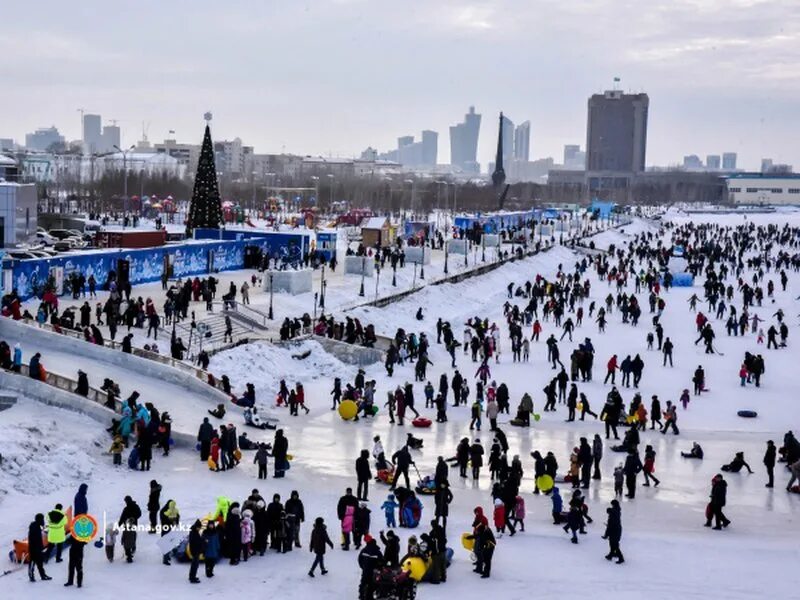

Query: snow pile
[
  {"left": 0, "top": 402, "right": 104, "bottom": 504},
  {"left": 209, "top": 339, "right": 358, "bottom": 405}
]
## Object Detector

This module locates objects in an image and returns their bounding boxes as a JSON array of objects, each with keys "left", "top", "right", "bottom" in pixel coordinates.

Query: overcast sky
[{"left": 2, "top": 0, "right": 798, "bottom": 171}]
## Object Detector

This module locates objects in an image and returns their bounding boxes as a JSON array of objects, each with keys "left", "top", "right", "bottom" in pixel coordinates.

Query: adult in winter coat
[
  {"left": 159, "top": 500, "right": 180, "bottom": 565},
  {"left": 705, "top": 474, "right": 730, "bottom": 529},
  {"left": 273, "top": 430, "right": 289, "bottom": 478},
  {"left": 357, "top": 536, "right": 384, "bottom": 598},
  {"left": 623, "top": 449, "right": 643, "bottom": 499},
  {"left": 390, "top": 446, "right": 414, "bottom": 490},
  {"left": 764, "top": 441, "right": 777, "bottom": 488},
  {"left": 73, "top": 483, "right": 89, "bottom": 517},
  {"left": 592, "top": 435, "right": 603, "bottom": 480},
  {"left": 337, "top": 488, "right": 359, "bottom": 550},
  {"left": 225, "top": 505, "right": 242, "bottom": 564},
  {"left": 147, "top": 480, "right": 162, "bottom": 533},
  {"left": 434, "top": 482, "right": 454, "bottom": 529},
  {"left": 46, "top": 504, "right": 67, "bottom": 562},
  {"left": 602, "top": 500, "right": 624, "bottom": 564},
  {"left": 197, "top": 418, "right": 214, "bottom": 462},
  {"left": 643, "top": 445, "right": 661, "bottom": 487},
  {"left": 721, "top": 452, "right": 753, "bottom": 474},
  {"left": 285, "top": 491, "right": 305, "bottom": 548},
  {"left": 188, "top": 520, "right": 204, "bottom": 583},
  {"left": 473, "top": 523, "right": 496, "bottom": 578},
  {"left": 356, "top": 450, "right": 372, "bottom": 501},
  {"left": 470, "top": 440, "right": 485, "bottom": 479},
  {"left": 27, "top": 513, "right": 51, "bottom": 582},
  {"left": 202, "top": 521, "right": 220, "bottom": 578},
  {"left": 64, "top": 540, "right": 85, "bottom": 588},
  {"left": 578, "top": 438, "right": 593, "bottom": 488},
  {"left": 308, "top": 517, "right": 334, "bottom": 577}
]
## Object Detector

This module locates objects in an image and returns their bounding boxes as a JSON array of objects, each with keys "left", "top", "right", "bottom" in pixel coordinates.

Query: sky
[{"left": 2, "top": 0, "right": 799, "bottom": 171}]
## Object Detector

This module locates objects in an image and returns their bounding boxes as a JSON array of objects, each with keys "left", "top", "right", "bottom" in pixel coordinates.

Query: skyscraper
[
  {"left": 449, "top": 106, "right": 481, "bottom": 173},
  {"left": 102, "top": 125, "right": 121, "bottom": 153},
  {"left": 722, "top": 152, "right": 737, "bottom": 170},
  {"left": 25, "top": 126, "right": 65, "bottom": 151},
  {"left": 82, "top": 114, "right": 102, "bottom": 154},
  {"left": 421, "top": 130, "right": 438, "bottom": 166},
  {"left": 706, "top": 154, "right": 721, "bottom": 170},
  {"left": 514, "top": 121, "right": 530, "bottom": 162},
  {"left": 501, "top": 115, "right": 514, "bottom": 167},
  {"left": 586, "top": 90, "right": 649, "bottom": 172}
]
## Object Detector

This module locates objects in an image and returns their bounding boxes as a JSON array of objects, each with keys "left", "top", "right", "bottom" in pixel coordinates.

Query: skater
[
  {"left": 602, "top": 500, "right": 624, "bottom": 564},
  {"left": 704, "top": 474, "right": 731, "bottom": 529},
  {"left": 642, "top": 445, "right": 661, "bottom": 487},
  {"left": 764, "top": 440, "right": 776, "bottom": 488}
]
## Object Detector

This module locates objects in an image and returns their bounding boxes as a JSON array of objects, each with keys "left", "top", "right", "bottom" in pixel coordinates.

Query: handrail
[{"left": 15, "top": 363, "right": 121, "bottom": 412}]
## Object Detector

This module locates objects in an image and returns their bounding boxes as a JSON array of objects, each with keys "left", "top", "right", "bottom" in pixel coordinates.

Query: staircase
[{"left": 173, "top": 310, "right": 261, "bottom": 360}]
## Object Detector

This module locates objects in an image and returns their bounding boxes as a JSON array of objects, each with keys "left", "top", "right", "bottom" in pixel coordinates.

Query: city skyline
[{"left": 2, "top": 1, "right": 798, "bottom": 170}]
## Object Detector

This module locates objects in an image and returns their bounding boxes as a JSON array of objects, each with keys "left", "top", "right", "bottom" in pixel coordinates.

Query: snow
[{"left": 1, "top": 212, "right": 799, "bottom": 598}]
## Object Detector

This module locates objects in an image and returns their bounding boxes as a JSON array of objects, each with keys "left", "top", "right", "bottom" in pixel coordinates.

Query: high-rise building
[
  {"left": 706, "top": 155, "right": 721, "bottom": 170},
  {"left": 722, "top": 152, "right": 737, "bottom": 170},
  {"left": 25, "top": 126, "right": 65, "bottom": 152},
  {"left": 421, "top": 130, "right": 438, "bottom": 166},
  {"left": 761, "top": 158, "right": 773, "bottom": 173},
  {"left": 563, "top": 144, "right": 580, "bottom": 164},
  {"left": 586, "top": 90, "right": 649, "bottom": 172},
  {"left": 683, "top": 155, "right": 703, "bottom": 170},
  {"left": 0, "top": 138, "right": 14, "bottom": 152},
  {"left": 513, "top": 121, "right": 530, "bottom": 162},
  {"left": 501, "top": 115, "right": 514, "bottom": 167},
  {"left": 82, "top": 114, "right": 103, "bottom": 154},
  {"left": 102, "top": 125, "right": 121, "bottom": 153},
  {"left": 449, "top": 106, "right": 481, "bottom": 173}
]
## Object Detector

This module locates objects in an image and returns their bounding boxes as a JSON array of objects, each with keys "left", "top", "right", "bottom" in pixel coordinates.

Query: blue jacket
[
  {"left": 13, "top": 347, "right": 22, "bottom": 366},
  {"left": 551, "top": 488, "right": 563, "bottom": 513},
  {"left": 381, "top": 497, "right": 399, "bottom": 517},
  {"left": 203, "top": 530, "right": 220, "bottom": 559}
]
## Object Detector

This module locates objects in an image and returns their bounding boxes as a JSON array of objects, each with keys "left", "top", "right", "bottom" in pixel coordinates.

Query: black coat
[
  {"left": 623, "top": 453, "right": 643, "bottom": 477},
  {"left": 27, "top": 521, "right": 44, "bottom": 555},
  {"left": 356, "top": 456, "right": 372, "bottom": 482},
  {"left": 189, "top": 528, "right": 204, "bottom": 557},
  {"left": 711, "top": 479, "right": 727, "bottom": 507},
  {"left": 337, "top": 494, "right": 358, "bottom": 520},
  {"left": 309, "top": 525, "right": 333, "bottom": 554},
  {"left": 392, "top": 447, "right": 413, "bottom": 470},
  {"left": 604, "top": 505, "right": 622, "bottom": 542}
]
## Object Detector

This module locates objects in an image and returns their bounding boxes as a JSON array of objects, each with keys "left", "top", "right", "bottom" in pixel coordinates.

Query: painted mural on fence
[{"left": 5, "top": 232, "right": 308, "bottom": 301}]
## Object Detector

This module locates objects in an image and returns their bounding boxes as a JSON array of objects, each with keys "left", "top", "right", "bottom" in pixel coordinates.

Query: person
[
  {"left": 721, "top": 451, "right": 753, "bottom": 474},
  {"left": 434, "top": 482, "right": 453, "bottom": 530},
  {"left": 642, "top": 445, "right": 661, "bottom": 487},
  {"left": 705, "top": 474, "right": 731, "bottom": 529},
  {"left": 308, "top": 517, "right": 334, "bottom": 577},
  {"left": 380, "top": 530, "right": 401, "bottom": 568},
  {"left": 681, "top": 442, "right": 704, "bottom": 459},
  {"left": 551, "top": 487, "right": 564, "bottom": 523},
  {"left": 160, "top": 499, "right": 180, "bottom": 565},
  {"left": 473, "top": 523, "right": 496, "bottom": 578},
  {"left": 592, "top": 434, "right": 603, "bottom": 480},
  {"left": 381, "top": 494, "right": 399, "bottom": 528},
  {"left": 285, "top": 490, "right": 305, "bottom": 548},
  {"left": 73, "top": 483, "right": 89, "bottom": 517},
  {"left": 197, "top": 418, "right": 214, "bottom": 462},
  {"left": 337, "top": 488, "right": 359, "bottom": 550},
  {"left": 148, "top": 480, "right": 162, "bottom": 533},
  {"left": 764, "top": 440, "right": 776, "bottom": 488},
  {"left": 188, "top": 520, "right": 203, "bottom": 583},
  {"left": 273, "top": 429, "right": 289, "bottom": 478},
  {"left": 470, "top": 439, "right": 484, "bottom": 480},
  {"left": 202, "top": 521, "right": 220, "bottom": 578},
  {"left": 623, "top": 449, "right": 643, "bottom": 499},
  {"left": 46, "top": 503, "right": 67, "bottom": 563},
  {"left": 602, "top": 500, "right": 624, "bottom": 564},
  {"left": 28, "top": 513, "right": 51, "bottom": 582},
  {"left": 356, "top": 449, "right": 372, "bottom": 501},
  {"left": 390, "top": 445, "right": 413, "bottom": 490},
  {"left": 357, "top": 535, "right": 384, "bottom": 599}
]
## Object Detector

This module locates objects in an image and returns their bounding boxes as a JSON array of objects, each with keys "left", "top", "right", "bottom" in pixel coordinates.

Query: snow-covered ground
[{"left": 2, "top": 212, "right": 799, "bottom": 598}]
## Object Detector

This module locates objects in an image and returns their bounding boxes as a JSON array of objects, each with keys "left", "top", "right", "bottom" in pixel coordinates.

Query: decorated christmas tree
[{"left": 187, "top": 122, "right": 223, "bottom": 234}]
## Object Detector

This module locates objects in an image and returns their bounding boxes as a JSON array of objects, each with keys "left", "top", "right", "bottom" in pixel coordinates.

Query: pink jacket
[
  {"left": 342, "top": 505, "right": 355, "bottom": 533},
  {"left": 241, "top": 515, "right": 254, "bottom": 544},
  {"left": 514, "top": 496, "right": 526, "bottom": 520}
]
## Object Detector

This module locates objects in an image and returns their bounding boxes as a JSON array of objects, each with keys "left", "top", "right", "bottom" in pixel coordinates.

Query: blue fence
[{"left": 5, "top": 231, "right": 309, "bottom": 301}]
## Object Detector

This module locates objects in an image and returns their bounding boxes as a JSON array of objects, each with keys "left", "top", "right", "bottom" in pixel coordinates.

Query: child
[
  {"left": 109, "top": 435, "right": 124, "bottom": 466},
  {"left": 613, "top": 464, "right": 624, "bottom": 497},
  {"left": 757, "top": 329, "right": 764, "bottom": 344},
  {"left": 308, "top": 517, "right": 333, "bottom": 577},
  {"left": 551, "top": 487, "right": 564, "bottom": 524},
  {"left": 739, "top": 364, "right": 748, "bottom": 387},
  {"left": 646, "top": 332, "right": 654, "bottom": 350},
  {"left": 240, "top": 509, "right": 254, "bottom": 561},
  {"left": 511, "top": 495, "right": 526, "bottom": 532},
  {"left": 104, "top": 522, "right": 117, "bottom": 562},
  {"left": 680, "top": 388, "right": 691, "bottom": 410},
  {"left": 492, "top": 497, "right": 506, "bottom": 535},
  {"left": 381, "top": 494, "right": 399, "bottom": 528}
]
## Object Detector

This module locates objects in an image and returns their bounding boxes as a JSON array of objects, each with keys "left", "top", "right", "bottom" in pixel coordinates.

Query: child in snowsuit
[
  {"left": 510, "top": 495, "right": 526, "bottom": 532},
  {"left": 381, "top": 494, "right": 398, "bottom": 528},
  {"left": 493, "top": 497, "right": 507, "bottom": 535},
  {"left": 551, "top": 487, "right": 565, "bottom": 524},
  {"left": 680, "top": 389, "right": 690, "bottom": 410},
  {"left": 613, "top": 464, "right": 624, "bottom": 497},
  {"left": 109, "top": 435, "right": 124, "bottom": 466}
]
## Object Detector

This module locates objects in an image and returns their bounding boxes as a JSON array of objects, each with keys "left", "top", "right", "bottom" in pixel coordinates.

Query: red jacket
[{"left": 607, "top": 356, "right": 618, "bottom": 371}]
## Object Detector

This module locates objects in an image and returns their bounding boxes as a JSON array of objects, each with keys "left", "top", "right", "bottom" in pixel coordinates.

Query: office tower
[
  {"left": 82, "top": 114, "right": 103, "bottom": 154},
  {"left": 102, "top": 125, "right": 121, "bottom": 153},
  {"left": 501, "top": 115, "right": 514, "bottom": 166},
  {"left": 563, "top": 144, "right": 580, "bottom": 164},
  {"left": 25, "top": 127, "right": 65, "bottom": 151},
  {"left": 514, "top": 121, "right": 530, "bottom": 162},
  {"left": 722, "top": 152, "right": 737, "bottom": 170},
  {"left": 761, "top": 158, "right": 773, "bottom": 173},
  {"left": 683, "top": 155, "right": 703, "bottom": 170},
  {"left": 421, "top": 130, "right": 438, "bottom": 166},
  {"left": 586, "top": 90, "right": 649, "bottom": 172},
  {"left": 449, "top": 106, "right": 481, "bottom": 173},
  {"left": 706, "top": 154, "right": 721, "bottom": 170}
]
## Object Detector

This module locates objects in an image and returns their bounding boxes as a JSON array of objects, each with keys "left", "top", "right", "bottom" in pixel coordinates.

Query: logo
[{"left": 70, "top": 514, "right": 99, "bottom": 543}]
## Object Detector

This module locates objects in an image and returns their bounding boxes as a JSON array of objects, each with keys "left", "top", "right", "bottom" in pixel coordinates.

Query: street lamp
[
  {"left": 313, "top": 292, "right": 318, "bottom": 321},
  {"left": 310, "top": 176, "right": 320, "bottom": 211},
  {"left": 375, "top": 263, "right": 381, "bottom": 300},
  {"left": 319, "top": 264, "right": 326, "bottom": 309},
  {"left": 113, "top": 144, "right": 135, "bottom": 212},
  {"left": 268, "top": 272, "right": 274, "bottom": 320},
  {"left": 359, "top": 256, "right": 366, "bottom": 297},
  {"left": 413, "top": 262, "right": 417, "bottom": 289},
  {"left": 481, "top": 235, "right": 486, "bottom": 262},
  {"left": 420, "top": 254, "right": 425, "bottom": 279},
  {"left": 392, "top": 263, "right": 397, "bottom": 287},
  {"left": 444, "top": 242, "right": 449, "bottom": 275},
  {"left": 326, "top": 174, "right": 335, "bottom": 209}
]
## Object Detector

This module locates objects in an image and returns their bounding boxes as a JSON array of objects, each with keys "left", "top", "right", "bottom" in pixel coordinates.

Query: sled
[
  {"left": 509, "top": 418, "right": 527, "bottom": 427},
  {"left": 127, "top": 447, "right": 140, "bottom": 469},
  {"left": 411, "top": 417, "right": 432, "bottom": 428},
  {"left": 414, "top": 477, "right": 436, "bottom": 495},
  {"left": 233, "top": 449, "right": 242, "bottom": 461},
  {"left": 737, "top": 410, "right": 757, "bottom": 418},
  {"left": 156, "top": 529, "right": 186, "bottom": 555},
  {"left": 377, "top": 468, "right": 395, "bottom": 485},
  {"left": 460, "top": 532, "right": 475, "bottom": 551},
  {"left": 401, "top": 557, "right": 430, "bottom": 582},
  {"left": 11, "top": 534, "right": 47, "bottom": 563},
  {"left": 207, "top": 457, "right": 217, "bottom": 470}
]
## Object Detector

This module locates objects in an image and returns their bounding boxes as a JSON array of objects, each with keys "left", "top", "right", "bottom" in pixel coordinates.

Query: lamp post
[
  {"left": 326, "top": 174, "right": 335, "bottom": 210},
  {"left": 113, "top": 144, "right": 135, "bottom": 212},
  {"left": 359, "top": 256, "right": 366, "bottom": 297},
  {"left": 420, "top": 254, "right": 425, "bottom": 279},
  {"left": 413, "top": 262, "right": 417, "bottom": 289},
  {"left": 481, "top": 235, "right": 486, "bottom": 262},
  {"left": 313, "top": 292, "right": 318, "bottom": 321},
  {"left": 375, "top": 263, "right": 381, "bottom": 300},
  {"left": 319, "top": 264, "right": 326, "bottom": 309},
  {"left": 268, "top": 272, "right": 274, "bottom": 320},
  {"left": 392, "top": 263, "right": 396, "bottom": 287},
  {"left": 310, "top": 175, "right": 320, "bottom": 210},
  {"left": 444, "top": 242, "right": 449, "bottom": 275}
]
